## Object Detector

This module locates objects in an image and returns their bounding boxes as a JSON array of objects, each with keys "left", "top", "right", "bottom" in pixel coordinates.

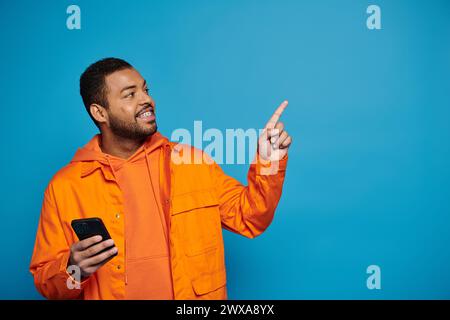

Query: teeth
[{"left": 138, "top": 111, "right": 152, "bottom": 118}]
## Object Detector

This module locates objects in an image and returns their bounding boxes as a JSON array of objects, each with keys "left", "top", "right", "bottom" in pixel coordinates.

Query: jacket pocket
[
  {"left": 171, "top": 188, "right": 221, "bottom": 257},
  {"left": 171, "top": 188, "right": 219, "bottom": 215},
  {"left": 192, "top": 270, "right": 227, "bottom": 296}
]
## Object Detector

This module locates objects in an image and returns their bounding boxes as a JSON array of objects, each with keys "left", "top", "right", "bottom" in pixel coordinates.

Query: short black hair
[{"left": 79, "top": 57, "right": 133, "bottom": 128}]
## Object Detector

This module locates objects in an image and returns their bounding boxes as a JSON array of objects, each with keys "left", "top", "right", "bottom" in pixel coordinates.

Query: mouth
[{"left": 136, "top": 106, "right": 155, "bottom": 122}]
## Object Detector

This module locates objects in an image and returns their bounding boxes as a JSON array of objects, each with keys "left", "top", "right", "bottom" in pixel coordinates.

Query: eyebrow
[
  {"left": 120, "top": 85, "right": 136, "bottom": 93},
  {"left": 120, "top": 80, "right": 147, "bottom": 94}
]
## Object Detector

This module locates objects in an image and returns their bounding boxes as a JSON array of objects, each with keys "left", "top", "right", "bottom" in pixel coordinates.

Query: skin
[
  {"left": 68, "top": 68, "right": 292, "bottom": 280},
  {"left": 258, "top": 100, "right": 292, "bottom": 162},
  {"left": 69, "top": 236, "right": 118, "bottom": 280}
]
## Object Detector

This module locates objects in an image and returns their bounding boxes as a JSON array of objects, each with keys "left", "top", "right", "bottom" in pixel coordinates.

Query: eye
[
  {"left": 144, "top": 87, "right": 149, "bottom": 95},
  {"left": 125, "top": 92, "right": 135, "bottom": 98}
]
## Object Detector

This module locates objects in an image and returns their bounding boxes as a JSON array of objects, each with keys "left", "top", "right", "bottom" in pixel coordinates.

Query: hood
[{"left": 71, "top": 131, "right": 169, "bottom": 165}]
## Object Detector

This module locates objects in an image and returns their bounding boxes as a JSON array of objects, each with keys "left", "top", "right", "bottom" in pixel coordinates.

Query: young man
[{"left": 30, "top": 58, "right": 292, "bottom": 300}]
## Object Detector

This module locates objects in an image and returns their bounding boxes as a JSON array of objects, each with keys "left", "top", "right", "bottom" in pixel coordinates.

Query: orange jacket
[{"left": 30, "top": 132, "right": 288, "bottom": 299}]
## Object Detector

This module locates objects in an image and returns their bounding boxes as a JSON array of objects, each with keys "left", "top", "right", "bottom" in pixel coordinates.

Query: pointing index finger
[{"left": 265, "top": 100, "right": 288, "bottom": 129}]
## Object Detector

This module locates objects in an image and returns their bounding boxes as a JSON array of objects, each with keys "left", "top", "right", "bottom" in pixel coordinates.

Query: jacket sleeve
[
  {"left": 212, "top": 153, "right": 288, "bottom": 238},
  {"left": 29, "top": 182, "right": 89, "bottom": 299}
]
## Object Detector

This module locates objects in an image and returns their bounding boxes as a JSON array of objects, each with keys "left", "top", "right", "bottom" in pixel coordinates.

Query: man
[{"left": 30, "top": 57, "right": 292, "bottom": 300}]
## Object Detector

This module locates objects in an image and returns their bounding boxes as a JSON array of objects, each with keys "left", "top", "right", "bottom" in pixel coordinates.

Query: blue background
[{"left": 0, "top": 0, "right": 449, "bottom": 299}]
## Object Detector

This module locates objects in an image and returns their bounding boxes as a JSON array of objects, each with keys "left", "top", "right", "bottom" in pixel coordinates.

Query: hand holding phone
[{"left": 69, "top": 218, "right": 118, "bottom": 280}]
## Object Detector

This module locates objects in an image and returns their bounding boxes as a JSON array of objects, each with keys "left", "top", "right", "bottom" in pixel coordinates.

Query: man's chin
[{"left": 142, "top": 122, "right": 157, "bottom": 137}]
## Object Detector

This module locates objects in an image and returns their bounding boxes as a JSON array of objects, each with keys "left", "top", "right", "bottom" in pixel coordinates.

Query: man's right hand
[{"left": 68, "top": 235, "right": 118, "bottom": 280}]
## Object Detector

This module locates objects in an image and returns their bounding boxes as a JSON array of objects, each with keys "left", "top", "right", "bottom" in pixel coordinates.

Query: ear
[{"left": 90, "top": 103, "right": 108, "bottom": 124}]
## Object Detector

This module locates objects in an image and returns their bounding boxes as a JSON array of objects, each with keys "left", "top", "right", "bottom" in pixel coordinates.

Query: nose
[{"left": 138, "top": 89, "right": 153, "bottom": 106}]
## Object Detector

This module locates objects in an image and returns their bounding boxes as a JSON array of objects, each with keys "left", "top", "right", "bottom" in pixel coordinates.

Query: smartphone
[{"left": 71, "top": 217, "right": 117, "bottom": 257}]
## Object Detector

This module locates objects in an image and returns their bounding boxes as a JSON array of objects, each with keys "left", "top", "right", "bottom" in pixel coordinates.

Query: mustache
[{"left": 136, "top": 103, "right": 154, "bottom": 116}]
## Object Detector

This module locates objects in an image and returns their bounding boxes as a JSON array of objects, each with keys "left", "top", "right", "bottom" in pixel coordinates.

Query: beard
[{"left": 108, "top": 112, "right": 157, "bottom": 141}]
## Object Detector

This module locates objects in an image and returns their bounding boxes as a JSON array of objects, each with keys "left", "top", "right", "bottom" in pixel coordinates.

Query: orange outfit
[{"left": 30, "top": 132, "right": 288, "bottom": 299}]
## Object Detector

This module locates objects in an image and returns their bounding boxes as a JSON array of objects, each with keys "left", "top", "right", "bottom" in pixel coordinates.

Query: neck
[{"left": 99, "top": 131, "right": 147, "bottom": 159}]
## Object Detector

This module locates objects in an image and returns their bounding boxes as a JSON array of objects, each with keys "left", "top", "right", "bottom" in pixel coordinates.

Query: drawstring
[
  {"left": 105, "top": 155, "right": 118, "bottom": 181},
  {"left": 161, "top": 144, "right": 172, "bottom": 233},
  {"left": 160, "top": 143, "right": 175, "bottom": 299},
  {"left": 144, "top": 145, "right": 170, "bottom": 246}
]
